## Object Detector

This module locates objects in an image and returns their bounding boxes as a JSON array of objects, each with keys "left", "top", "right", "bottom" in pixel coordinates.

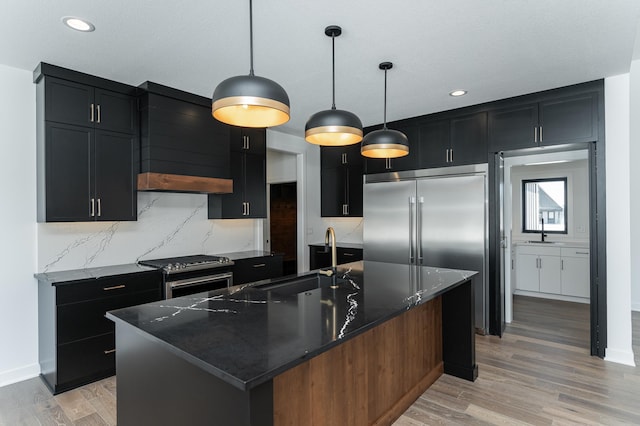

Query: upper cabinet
[
  {"left": 364, "top": 122, "right": 421, "bottom": 174},
  {"left": 488, "top": 88, "right": 600, "bottom": 152},
  {"left": 320, "top": 144, "right": 363, "bottom": 217},
  {"left": 35, "top": 64, "right": 138, "bottom": 222},
  {"left": 420, "top": 112, "right": 487, "bottom": 168},
  {"left": 208, "top": 128, "right": 267, "bottom": 219}
]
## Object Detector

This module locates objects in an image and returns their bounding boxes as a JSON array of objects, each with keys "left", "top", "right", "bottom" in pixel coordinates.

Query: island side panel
[
  {"left": 442, "top": 279, "right": 478, "bottom": 381},
  {"left": 273, "top": 297, "right": 443, "bottom": 426},
  {"left": 114, "top": 323, "right": 273, "bottom": 426}
]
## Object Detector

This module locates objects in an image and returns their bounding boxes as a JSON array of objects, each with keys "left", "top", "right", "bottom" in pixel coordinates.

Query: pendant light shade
[
  {"left": 305, "top": 25, "right": 363, "bottom": 146},
  {"left": 361, "top": 62, "right": 409, "bottom": 158},
  {"left": 212, "top": 0, "right": 290, "bottom": 128}
]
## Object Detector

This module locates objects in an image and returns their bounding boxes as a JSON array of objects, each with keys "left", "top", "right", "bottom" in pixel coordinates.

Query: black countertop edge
[
  {"left": 308, "top": 242, "right": 363, "bottom": 250},
  {"left": 215, "top": 250, "right": 283, "bottom": 261},
  {"left": 34, "top": 263, "right": 159, "bottom": 285},
  {"left": 107, "top": 261, "right": 477, "bottom": 391}
]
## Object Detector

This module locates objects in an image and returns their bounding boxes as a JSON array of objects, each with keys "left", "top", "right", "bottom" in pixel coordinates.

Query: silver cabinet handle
[
  {"left": 385, "top": 158, "right": 392, "bottom": 169},
  {"left": 242, "top": 135, "right": 250, "bottom": 150},
  {"left": 96, "top": 104, "right": 101, "bottom": 123},
  {"left": 90, "top": 198, "right": 95, "bottom": 217},
  {"left": 90, "top": 103, "right": 95, "bottom": 122},
  {"left": 575, "top": 251, "right": 589, "bottom": 255},
  {"left": 534, "top": 126, "right": 538, "bottom": 143},
  {"left": 97, "top": 198, "right": 101, "bottom": 217},
  {"left": 539, "top": 126, "right": 543, "bottom": 142},
  {"left": 445, "top": 149, "right": 449, "bottom": 163},
  {"left": 242, "top": 202, "right": 247, "bottom": 216},
  {"left": 103, "top": 284, "right": 126, "bottom": 291},
  {"left": 252, "top": 263, "right": 266, "bottom": 268},
  {"left": 450, "top": 148, "right": 453, "bottom": 163},
  {"left": 561, "top": 259, "right": 564, "bottom": 270},
  {"left": 417, "top": 196, "right": 424, "bottom": 264},
  {"left": 247, "top": 202, "right": 250, "bottom": 216},
  {"left": 343, "top": 252, "right": 354, "bottom": 257},
  {"left": 104, "top": 349, "right": 116, "bottom": 355}
]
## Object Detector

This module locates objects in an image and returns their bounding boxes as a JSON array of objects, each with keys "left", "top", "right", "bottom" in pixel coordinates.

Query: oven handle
[{"left": 168, "top": 272, "right": 234, "bottom": 289}]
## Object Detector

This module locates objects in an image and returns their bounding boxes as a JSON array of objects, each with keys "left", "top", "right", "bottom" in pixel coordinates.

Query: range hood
[{"left": 137, "top": 81, "right": 233, "bottom": 194}]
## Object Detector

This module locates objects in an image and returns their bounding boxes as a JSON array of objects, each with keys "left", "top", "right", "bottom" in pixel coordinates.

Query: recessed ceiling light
[
  {"left": 62, "top": 17, "right": 95, "bottom": 32},
  {"left": 449, "top": 90, "right": 467, "bottom": 97}
]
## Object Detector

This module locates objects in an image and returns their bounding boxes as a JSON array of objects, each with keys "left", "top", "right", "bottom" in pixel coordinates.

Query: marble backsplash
[{"left": 37, "top": 192, "right": 257, "bottom": 272}]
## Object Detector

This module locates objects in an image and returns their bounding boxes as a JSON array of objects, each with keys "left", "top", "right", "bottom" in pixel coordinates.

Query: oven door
[{"left": 165, "top": 271, "right": 233, "bottom": 299}]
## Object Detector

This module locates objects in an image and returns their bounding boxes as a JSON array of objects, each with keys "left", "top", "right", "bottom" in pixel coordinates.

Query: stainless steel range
[{"left": 138, "top": 255, "right": 234, "bottom": 299}]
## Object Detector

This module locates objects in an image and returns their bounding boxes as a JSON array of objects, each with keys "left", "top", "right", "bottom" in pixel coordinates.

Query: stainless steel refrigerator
[{"left": 363, "top": 164, "right": 488, "bottom": 333}]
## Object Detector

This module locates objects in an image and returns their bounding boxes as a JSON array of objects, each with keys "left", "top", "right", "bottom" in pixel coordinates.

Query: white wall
[
  {"left": 267, "top": 149, "right": 297, "bottom": 183},
  {"left": 0, "top": 64, "right": 39, "bottom": 386},
  {"left": 630, "top": 60, "right": 640, "bottom": 312},
  {"left": 604, "top": 74, "right": 635, "bottom": 366}
]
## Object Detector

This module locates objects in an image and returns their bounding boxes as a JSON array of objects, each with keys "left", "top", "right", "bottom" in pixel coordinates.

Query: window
[{"left": 522, "top": 177, "right": 567, "bottom": 234}]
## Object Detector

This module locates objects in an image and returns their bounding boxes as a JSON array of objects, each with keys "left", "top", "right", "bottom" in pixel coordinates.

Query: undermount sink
[{"left": 254, "top": 273, "right": 344, "bottom": 296}]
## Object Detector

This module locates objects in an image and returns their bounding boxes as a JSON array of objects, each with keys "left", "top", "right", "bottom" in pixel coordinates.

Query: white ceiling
[{"left": 2, "top": 1, "right": 640, "bottom": 136}]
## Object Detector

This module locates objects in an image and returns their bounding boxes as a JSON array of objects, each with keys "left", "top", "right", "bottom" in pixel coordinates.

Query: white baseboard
[
  {"left": 0, "top": 363, "right": 40, "bottom": 388},
  {"left": 605, "top": 348, "right": 637, "bottom": 367}
]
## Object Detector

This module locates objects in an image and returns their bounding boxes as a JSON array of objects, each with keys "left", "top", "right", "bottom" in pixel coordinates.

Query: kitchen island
[{"left": 107, "top": 261, "right": 477, "bottom": 426}]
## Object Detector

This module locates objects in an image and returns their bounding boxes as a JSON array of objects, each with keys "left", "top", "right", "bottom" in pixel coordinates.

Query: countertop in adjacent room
[{"left": 107, "top": 261, "right": 476, "bottom": 391}]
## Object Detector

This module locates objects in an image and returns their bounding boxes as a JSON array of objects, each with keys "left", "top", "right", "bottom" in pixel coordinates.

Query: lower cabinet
[
  {"left": 232, "top": 254, "right": 284, "bottom": 286},
  {"left": 309, "top": 245, "right": 363, "bottom": 270},
  {"left": 515, "top": 244, "right": 589, "bottom": 298},
  {"left": 38, "top": 270, "right": 162, "bottom": 394}
]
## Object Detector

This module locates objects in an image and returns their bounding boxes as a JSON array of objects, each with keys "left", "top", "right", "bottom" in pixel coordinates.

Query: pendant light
[
  {"left": 361, "top": 62, "right": 409, "bottom": 158},
  {"left": 305, "top": 25, "right": 363, "bottom": 146},
  {"left": 212, "top": 0, "right": 290, "bottom": 128}
]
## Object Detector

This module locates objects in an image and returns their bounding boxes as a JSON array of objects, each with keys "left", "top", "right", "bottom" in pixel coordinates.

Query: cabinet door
[
  {"left": 321, "top": 166, "right": 347, "bottom": 217},
  {"left": 561, "top": 256, "right": 590, "bottom": 298},
  {"left": 45, "top": 123, "right": 93, "bottom": 222},
  {"left": 244, "top": 153, "right": 267, "bottom": 218},
  {"left": 337, "top": 248, "right": 363, "bottom": 265},
  {"left": 450, "top": 112, "right": 487, "bottom": 166},
  {"left": 346, "top": 164, "right": 363, "bottom": 216},
  {"left": 94, "top": 89, "right": 137, "bottom": 134},
  {"left": 364, "top": 124, "right": 420, "bottom": 173},
  {"left": 230, "top": 127, "right": 266, "bottom": 155},
  {"left": 220, "top": 151, "right": 246, "bottom": 218},
  {"left": 538, "top": 93, "right": 598, "bottom": 146},
  {"left": 515, "top": 253, "right": 539, "bottom": 292},
  {"left": 45, "top": 78, "right": 93, "bottom": 127},
  {"left": 538, "top": 255, "right": 562, "bottom": 294},
  {"left": 419, "top": 119, "right": 450, "bottom": 168},
  {"left": 94, "top": 131, "right": 137, "bottom": 221},
  {"left": 309, "top": 246, "right": 331, "bottom": 270},
  {"left": 57, "top": 333, "right": 116, "bottom": 387},
  {"left": 488, "top": 103, "right": 538, "bottom": 152}
]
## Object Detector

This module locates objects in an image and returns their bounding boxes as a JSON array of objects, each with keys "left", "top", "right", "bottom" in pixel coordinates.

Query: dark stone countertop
[
  {"left": 34, "top": 263, "right": 159, "bottom": 285},
  {"left": 106, "top": 260, "right": 476, "bottom": 392},
  {"left": 308, "top": 242, "right": 363, "bottom": 250}
]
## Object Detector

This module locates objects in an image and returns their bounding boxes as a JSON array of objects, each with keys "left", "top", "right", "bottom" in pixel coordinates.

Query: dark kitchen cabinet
[
  {"left": 364, "top": 122, "right": 420, "bottom": 174},
  {"left": 37, "top": 269, "right": 162, "bottom": 394},
  {"left": 309, "top": 245, "right": 363, "bottom": 270},
  {"left": 419, "top": 113, "right": 487, "bottom": 168},
  {"left": 232, "top": 254, "right": 284, "bottom": 285},
  {"left": 321, "top": 144, "right": 363, "bottom": 217},
  {"left": 488, "top": 91, "right": 599, "bottom": 152},
  {"left": 208, "top": 128, "right": 267, "bottom": 219},
  {"left": 35, "top": 65, "right": 138, "bottom": 222}
]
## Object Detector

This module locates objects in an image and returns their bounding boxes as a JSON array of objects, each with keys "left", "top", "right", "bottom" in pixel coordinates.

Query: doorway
[
  {"left": 269, "top": 182, "right": 297, "bottom": 276},
  {"left": 501, "top": 147, "right": 592, "bottom": 350}
]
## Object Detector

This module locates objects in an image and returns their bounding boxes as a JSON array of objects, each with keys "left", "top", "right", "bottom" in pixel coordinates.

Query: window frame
[{"left": 521, "top": 177, "right": 568, "bottom": 235}]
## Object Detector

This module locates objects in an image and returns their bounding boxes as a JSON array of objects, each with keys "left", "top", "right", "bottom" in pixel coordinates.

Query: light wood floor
[{"left": 1, "top": 296, "right": 638, "bottom": 425}]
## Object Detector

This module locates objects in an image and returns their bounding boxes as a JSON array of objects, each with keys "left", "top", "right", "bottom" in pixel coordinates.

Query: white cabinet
[
  {"left": 515, "top": 245, "right": 561, "bottom": 294},
  {"left": 515, "top": 244, "right": 589, "bottom": 299},
  {"left": 560, "top": 248, "right": 590, "bottom": 298}
]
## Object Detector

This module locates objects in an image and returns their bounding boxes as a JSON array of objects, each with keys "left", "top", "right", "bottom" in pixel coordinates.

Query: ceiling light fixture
[
  {"left": 361, "top": 62, "right": 409, "bottom": 159},
  {"left": 62, "top": 17, "right": 95, "bottom": 32},
  {"left": 305, "top": 25, "right": 363, "bottom": 146},
  {"left": 212, "top": 0, "right": 290, "bottom": 128},
  {"left": 449, "top": 90, "right": 467, "bottom": 97}
]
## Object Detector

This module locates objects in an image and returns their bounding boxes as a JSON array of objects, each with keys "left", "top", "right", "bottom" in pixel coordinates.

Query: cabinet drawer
[
  {"left": 233, "top": 256, "right": 283, "bottom": 285},
  {"left": 57, "top": 289, "right": 161, "bottom": 344},
  {"left": 56, "top": 271, "right": 162, "bottom": 304},
  {"left": 337, "top": 248, "right": 363, "bottom": 264},
  {"left": 561, "top": 247, "right": 590, "bottom": 258},
  {"left": 515, "top": 245, "right": 561, "bottom": 256},
  {"left": 57, "top": 333, "right": 116, "bottom": 386}
]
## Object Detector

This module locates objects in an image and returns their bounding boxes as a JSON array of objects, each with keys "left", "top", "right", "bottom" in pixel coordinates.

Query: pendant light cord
[
  {"left": 383, "top": 68, "right": 388, "bottom": 129},
  {"left": 331, "top": 32, "right": 336, "bottom": 110},
  {"left": 249, "top": 0, "right": 254, "bottom": 76}
]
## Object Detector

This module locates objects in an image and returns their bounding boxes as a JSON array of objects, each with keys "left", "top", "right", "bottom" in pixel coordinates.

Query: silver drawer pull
[
  {"left": 343, "top": 253, "right": 354, "bottom": 256},
  {"left": 253, "top": 263, "right": 266, "bottom": 268},
  {"left": 103, "top": 284, "right": 126, "bottom": 291},
  {"left": 575, "top": 251, "right": 589, "bottom": 255},
  {"left": 104, "top": 349, "right": 116, "bottom": 355}
]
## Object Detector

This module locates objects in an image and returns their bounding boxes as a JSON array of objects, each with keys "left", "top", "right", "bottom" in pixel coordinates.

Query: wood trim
[
  {"left": 137, "top": 172, "right": 232, "bottom": 194},
  {"left": 273, "top": 297, "right": 443, "bottom": 426}
]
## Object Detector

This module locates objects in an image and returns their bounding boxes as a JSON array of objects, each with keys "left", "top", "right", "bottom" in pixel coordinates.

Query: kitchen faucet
[
  {"left": 540, "top": 218, "right": 547, "bottom": 242},
  {"left": 318, "top": 227, "right": 337, "bottom": 277}
]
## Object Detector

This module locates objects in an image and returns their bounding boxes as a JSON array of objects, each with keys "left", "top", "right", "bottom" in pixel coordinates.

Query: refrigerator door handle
[
  {"left": 417, "top": 196, "right": 424, "bottom": 264},
  {"left": 409, "top": 196, "right": 416, "bottom": 264}
]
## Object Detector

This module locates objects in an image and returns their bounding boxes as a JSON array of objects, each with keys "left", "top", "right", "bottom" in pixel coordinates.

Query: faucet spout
[{"left": 325, "top": 227, "right": 337, "bottom": 275}]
